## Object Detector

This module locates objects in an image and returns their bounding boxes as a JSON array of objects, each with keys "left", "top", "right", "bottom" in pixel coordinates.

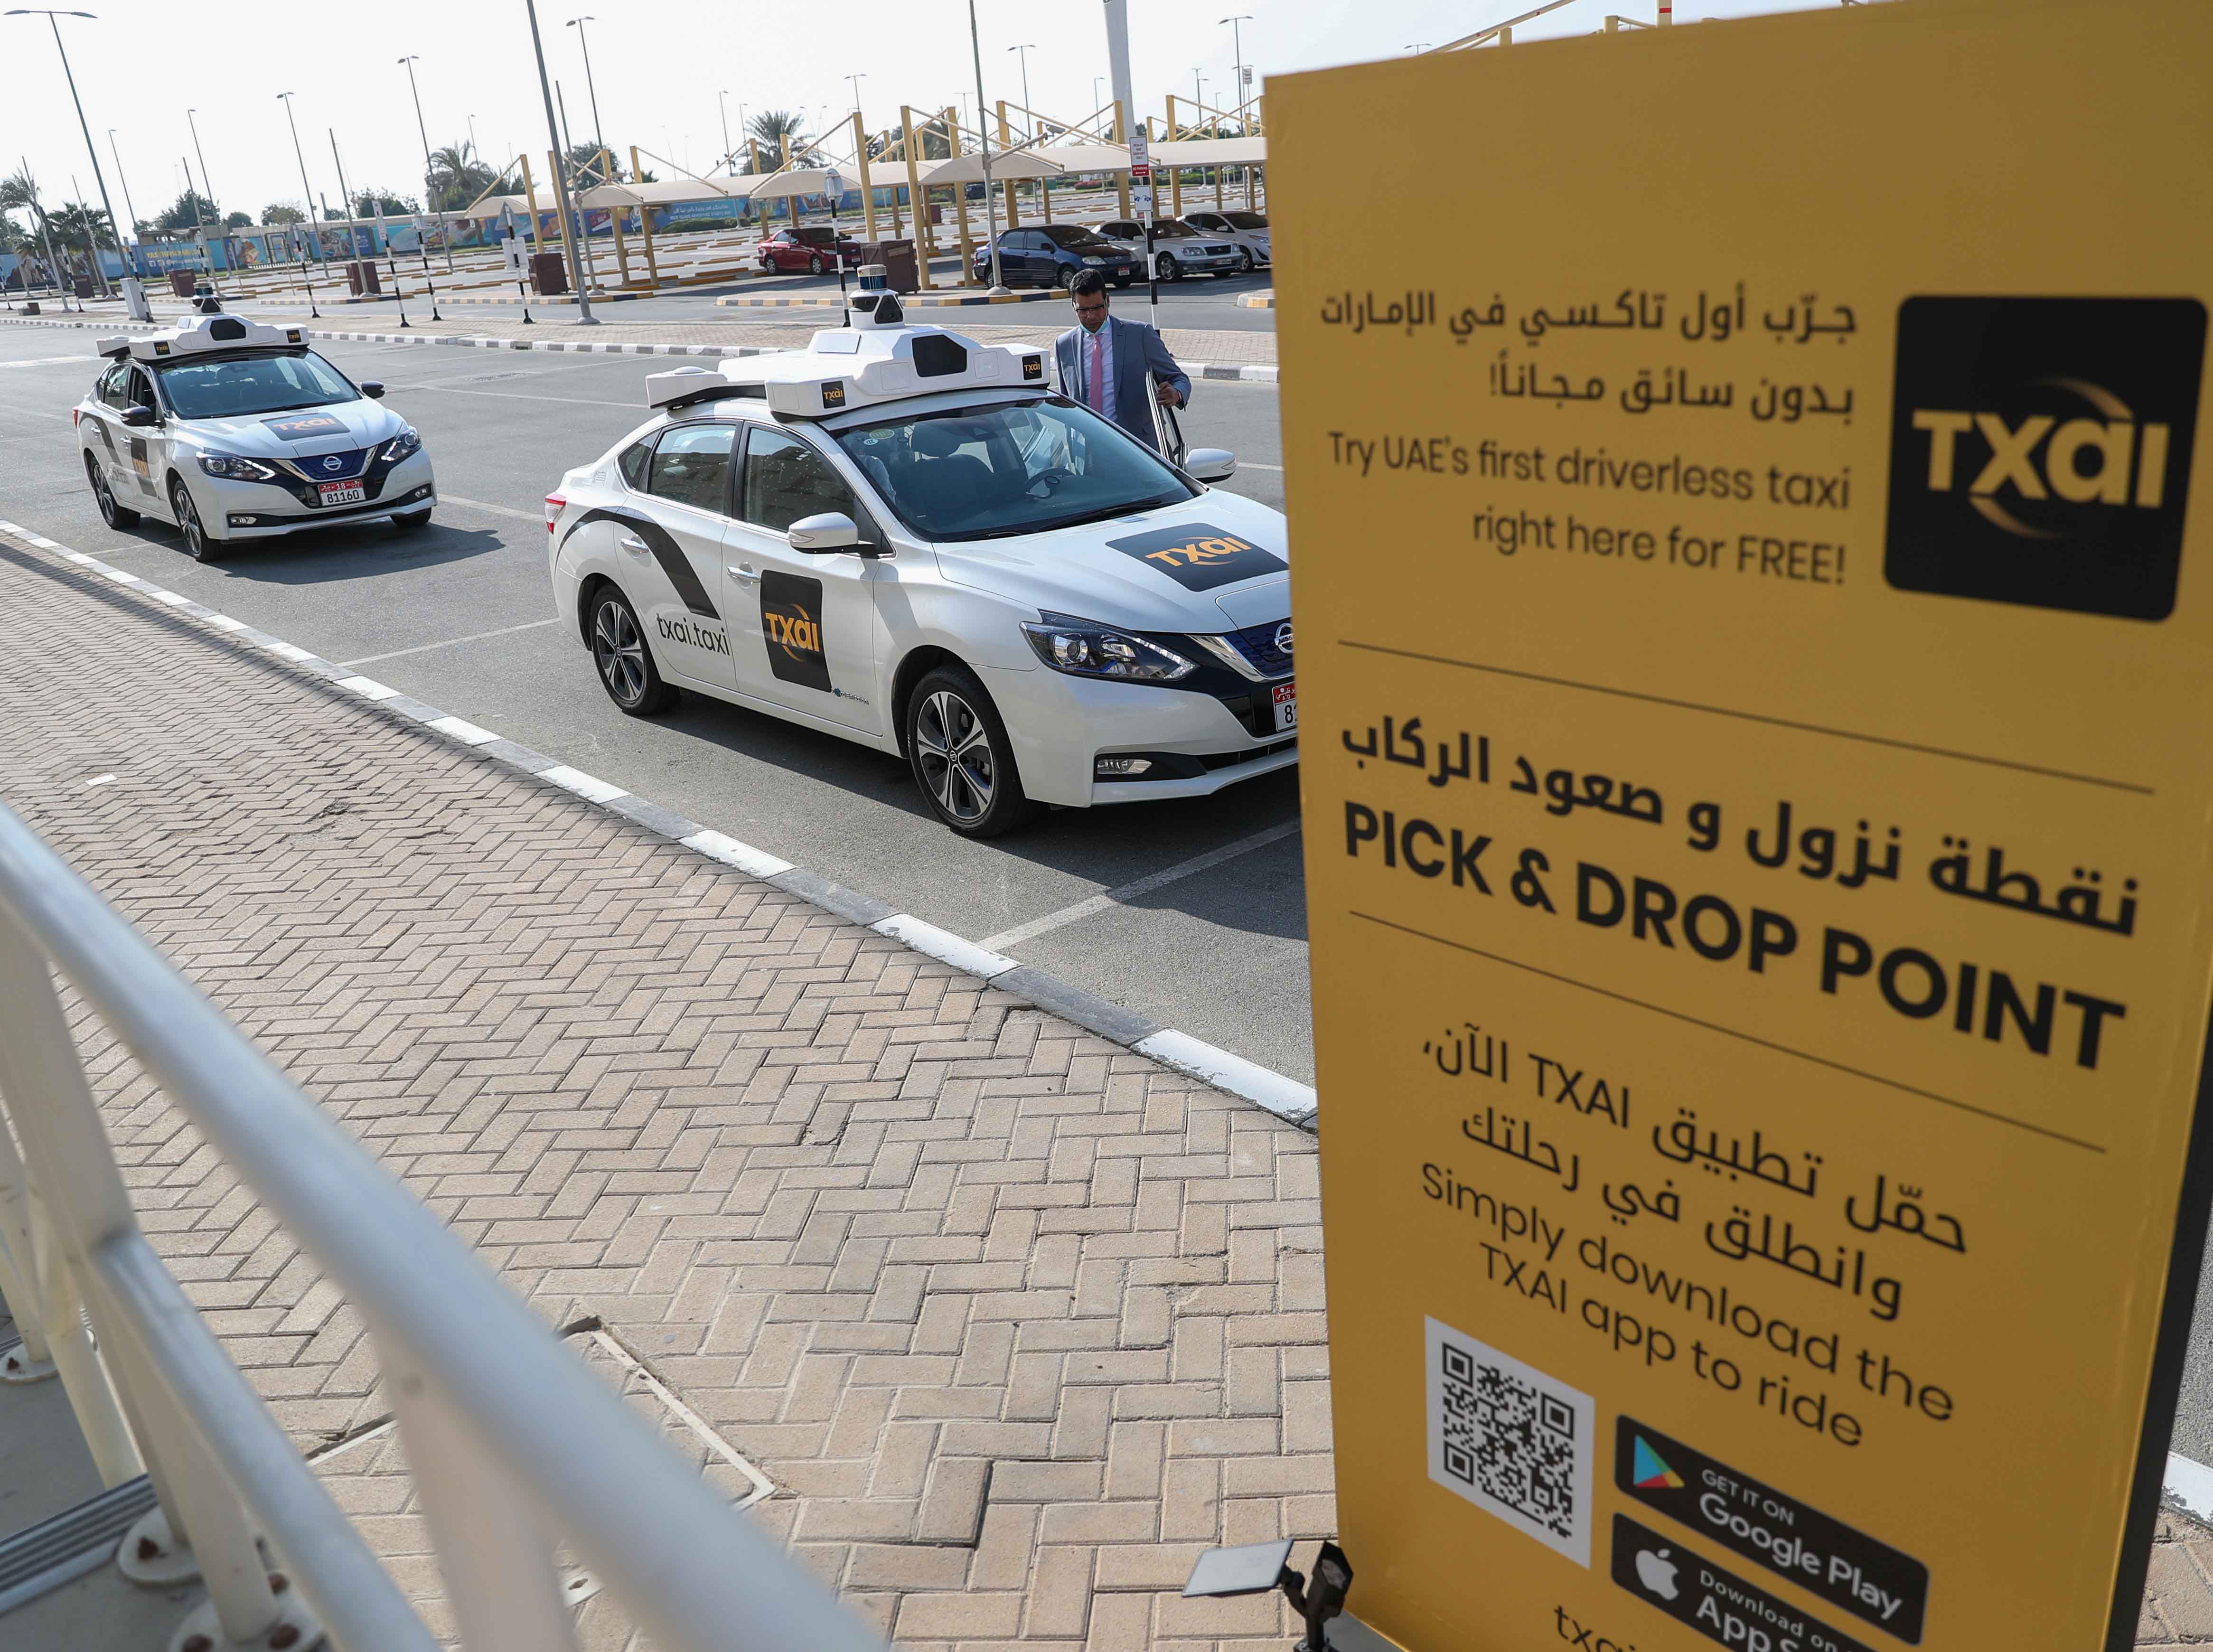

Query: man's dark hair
[{"left": 1068, "top": 268, "right": 1108, "bottom": 300}]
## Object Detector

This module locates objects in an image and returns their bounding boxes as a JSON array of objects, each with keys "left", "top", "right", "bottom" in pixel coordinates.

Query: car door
[
  {"left": 116, "top": 365, "right": 166, "bottom": 510},
  {"left": 628, "top": 422, "right": 739, "bottom": 690},
  {"left": 722, "top": 423, "right": 884, "bottom": 735},
  {"left": 82, "top": 363, "right": 133, "bottom": 495}
]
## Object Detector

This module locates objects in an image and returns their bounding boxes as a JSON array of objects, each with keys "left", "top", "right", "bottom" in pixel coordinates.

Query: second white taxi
[{"left": 546, "top": 293, "right": 1294, "bottom": 837}]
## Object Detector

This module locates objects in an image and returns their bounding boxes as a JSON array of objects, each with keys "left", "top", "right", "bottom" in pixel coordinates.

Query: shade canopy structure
[
  {"left": 720, "top": 167, "right": 850, "bottom": 200},
  {"left": 576, "top": 177, "right": 750, "bottom": 208},
  {"left": 916, "top": 150, "right": 1067, "bottom": 187},
  {"left": 1153, "top": 137, "right": 1267, "bottom": 168}
]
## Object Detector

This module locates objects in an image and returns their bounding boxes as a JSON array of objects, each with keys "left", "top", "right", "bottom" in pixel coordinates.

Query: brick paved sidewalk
[
  {"left": 2142, "top": 1507, "right": 2213, "bottom": 1646},
  {"left": 0, "top": 537, "right": 1324, "bottom": 1647}
]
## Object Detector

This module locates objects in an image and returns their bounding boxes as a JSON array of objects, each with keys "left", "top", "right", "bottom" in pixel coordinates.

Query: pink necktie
[{"left": 1088, "top": 331, "right": 1106, "bottom": 413}]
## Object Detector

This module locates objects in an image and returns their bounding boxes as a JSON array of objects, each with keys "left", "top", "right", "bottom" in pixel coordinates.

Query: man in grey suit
[{"left": 1054, "top": 269, "right": 1191, "bottom": 453}]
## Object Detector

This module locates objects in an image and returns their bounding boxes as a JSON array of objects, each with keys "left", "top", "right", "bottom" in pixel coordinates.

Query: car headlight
[
  {"left": 383, "top": 426, "right": 422, "bottom": 462},
  {"left": 197, "top": 453, "right": 278, "bottom": 481},
  {"left": 1082, "top": 256, "right": 1105, "bottom": 266},
  {"left": 1021, "top": 612, "right": 1194, "bottom": 682}
]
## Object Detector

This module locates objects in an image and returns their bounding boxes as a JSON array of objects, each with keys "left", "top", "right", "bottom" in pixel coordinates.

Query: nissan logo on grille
[
  {"left": 1274, "top": 622, "right": 1293, "bottom": 656},
  {"left": 322, "top": 455, "right": 343, "bottom": 473}
]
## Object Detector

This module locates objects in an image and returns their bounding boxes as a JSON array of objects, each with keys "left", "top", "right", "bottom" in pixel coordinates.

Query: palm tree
[
  {"left": 0, "top": 170, "right": 47, "bottom": 235},
  {"left": 747, "top": 110, "right": 819, "bottom": 170},
  {"left": 426, "top": 140, "right": 498, "bottom": 212},
  {"left": 47, "top": 202, "right": 113, "bottom": 254}
]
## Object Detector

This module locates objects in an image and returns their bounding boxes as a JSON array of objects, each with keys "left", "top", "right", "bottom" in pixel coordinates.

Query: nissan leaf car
[
  {"left": 75, "top": 312, "right": 435, "bottom": 561},
  {"left": 545, "top": 293, "right": 1294, "bottom": 838}
]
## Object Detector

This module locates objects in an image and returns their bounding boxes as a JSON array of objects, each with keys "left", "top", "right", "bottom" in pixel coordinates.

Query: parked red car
[{"left": 755, "top": 225, "right": 864, "bottom": 274}]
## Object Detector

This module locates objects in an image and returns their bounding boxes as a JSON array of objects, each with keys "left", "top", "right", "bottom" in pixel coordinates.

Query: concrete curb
[
  {"left": 715, "top": 289, "right": 1067, "bottom": 309},
  {"left": 1238, "top": 291, "right": 1276, "bottom": 309},
  {"left": 0, "top": 518, "right": 1317, "bottom": 1131},
  {"left": 0, "top": 314, "right": 1282, "bottom": 380}
]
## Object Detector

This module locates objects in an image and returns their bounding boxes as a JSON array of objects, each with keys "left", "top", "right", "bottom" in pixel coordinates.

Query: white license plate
[
  {"left": 318, "top": 481, "right": 366, "bottom": 507},
  {"left": 1272, "top": 681, "right": 1297, "bottom": 732}
]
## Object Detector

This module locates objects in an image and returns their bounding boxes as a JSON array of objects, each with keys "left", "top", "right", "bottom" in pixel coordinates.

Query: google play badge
[{"left": 1632, "top": 1436, "right": 1684, "bottom": 1490}]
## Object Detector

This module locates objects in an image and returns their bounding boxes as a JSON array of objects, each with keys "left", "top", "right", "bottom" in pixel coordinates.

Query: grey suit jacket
[{"left": 1054, "top": 316, "right": 1191, "bottom": 451}]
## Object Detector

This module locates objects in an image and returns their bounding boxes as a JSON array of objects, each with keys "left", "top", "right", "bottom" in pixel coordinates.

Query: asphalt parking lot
[{"left": 0, "top": 320, "right": 1312, "bottom": 1080}]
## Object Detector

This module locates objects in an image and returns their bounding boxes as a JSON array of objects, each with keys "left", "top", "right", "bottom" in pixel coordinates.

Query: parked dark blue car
[{"left": 970, "top": 225, "right": 1138, "bottom": 290}]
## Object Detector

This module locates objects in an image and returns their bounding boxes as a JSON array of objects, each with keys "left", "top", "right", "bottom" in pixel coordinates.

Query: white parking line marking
[
  {"left": 1237, "top": 461, "right": 1285, "bottom": 471},
  {"left": 0, "top": 355, "right": 97, "bottom": 368},
  {"left": 979, "top": 819, "right": 1302, "bottom": 952},
  {"left": 336, "top": 617, "right": 562, "bottom": 667},
  {"left": 395, "top": 383, "right": 641, "bottom": 410},
  {"left": 437, "top": 495, "right": 550, "bottom": 524}
]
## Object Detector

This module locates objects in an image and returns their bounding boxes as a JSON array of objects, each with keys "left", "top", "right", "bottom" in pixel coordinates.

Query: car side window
[
  {"left": 743, "top": 426, "right": 868, "bottom": 538},
  {"left": 98, "top": 364, "right": 130, "bottom": 408},
  {"left": 646, "top": 423, "right": 736, "bottom": 514},
  {"left": 618, "top": 436, "right": 655, "bottom": 491},
  {"left": 127, "top": 368, "right": 157, "bottom": 413}
]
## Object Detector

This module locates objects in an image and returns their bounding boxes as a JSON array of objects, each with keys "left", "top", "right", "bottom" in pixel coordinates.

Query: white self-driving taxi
[
  {"left": 546, "top": 291, "right": 1294, "bottom": 838},
  {"left": 75, "top": 311, "right": 435, "bottom": 560}
]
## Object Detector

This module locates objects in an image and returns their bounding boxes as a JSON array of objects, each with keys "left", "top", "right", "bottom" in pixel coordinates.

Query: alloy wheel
[
  {"left": 172, "top": 482, "right": 209, "bottom": 560},
  {"left": 914, "top": 689, "right": 996, "bottom": 824},
  {"left": 593, "top": 599, "right": 648, "bottom": 706},
  {"left": 93, "top": 466, "right": 117, "bottom": 524}
]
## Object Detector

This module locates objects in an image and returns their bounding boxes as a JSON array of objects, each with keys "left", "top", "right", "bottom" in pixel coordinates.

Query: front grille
[
  {"left": 1205, "top": 245, "right": 1236, "bottom": 256},
  {"left": 1223, "top": 620, "right": 1293, "bottom": 677},
  {"left": 281, "top": 447, "right": 370, "bottom": 481}
]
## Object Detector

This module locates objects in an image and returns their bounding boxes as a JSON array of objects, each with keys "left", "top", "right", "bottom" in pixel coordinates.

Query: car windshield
[
  {"left": 1040, "top": 226, "right": 1110, "bottom": 250},
  {"left": 154, "top": 350, "right": 357, "bottom": 420},
  {"left": 835, "top": 397, "right": 1194, "bottom": 543},
  {"left": 1220, "top": 211, "right": 1267, "bottom": 230},
  {"left": 1149, "top": 221, "right": 1199, "bottom": 240}
]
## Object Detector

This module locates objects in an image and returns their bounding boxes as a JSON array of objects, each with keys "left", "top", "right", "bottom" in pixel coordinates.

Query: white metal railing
[{"left": 0, "top": 797, "right": 882, "bottom": 1652}]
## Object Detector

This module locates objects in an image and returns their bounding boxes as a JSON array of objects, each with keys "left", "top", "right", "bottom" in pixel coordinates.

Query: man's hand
[{"left": 1155, "top": 381, "right": 1185, "bottom": 407}]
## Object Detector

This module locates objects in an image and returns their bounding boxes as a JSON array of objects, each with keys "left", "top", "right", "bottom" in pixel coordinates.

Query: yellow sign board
[{"left": 1272, "top": 4, "right": 2213, "bottom": 1649}]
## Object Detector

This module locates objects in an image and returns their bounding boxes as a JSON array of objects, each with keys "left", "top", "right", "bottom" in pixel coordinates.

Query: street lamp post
[
  {"left": 1220, "top": 15, "right": 1252, "bottom": 117},
  {"left": 566, "top": 14, "right": 605, "bottom": 153},
  {"left": 398, "top": 56, "right": 455, "bottom": 271},
  {"left": 847, "top": 73, "right": 865, "bottom": 114},
  {"left": 965, "top": 0, "right": 1005, "bottom": 292},
  {"left": 1006, "top": 44, "right": 1034, "bottom": 141},
  {"left": 276, "top": 93, "right": 327, "bottom": 264},
  {"left": 328, "top": 130, "right": 357, "bottom": 256},
  {"left": 6, "top": 9, "right": 122, "bottom": 297},
  {"left": 104, "top": 129, "right": 137, "bottom": 274},
  {"left": 528, "top": 0, "right": 596, "bottom": 323},
  {"left": 718, "top": 90, "right": 733, "bottom": 175}
]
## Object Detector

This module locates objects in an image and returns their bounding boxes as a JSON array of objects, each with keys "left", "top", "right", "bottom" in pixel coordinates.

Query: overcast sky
[{"left": 1, "top": 0, "right": 1829, "bottom": 226}]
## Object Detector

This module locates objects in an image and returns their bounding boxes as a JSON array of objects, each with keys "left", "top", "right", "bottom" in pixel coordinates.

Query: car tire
[
  {"left": 1058, "top": 266, "right": 1080, "bottom": 291},
  {"left": 1236, "top": 248, "right": 1255, "bottom": 273},
  {"left": 392, "top": 507, "right": 432, "bottom": 533},
  {"left": 808, "top": 253, "right": 825, "bottom": 275},
  {"left": 906, "top": 666, "right": 1043, "bottom": 839},
  {"left": 1112, "top": 274, "right": 1133, "bottom": 290},
  {"left": 86, "top": 451, "right": 138, "bottom": 528},
  {"left": 588, "top": 586, "right": 676, "bottom": 717},
  {"left": 169, "top": 477, "right": 218, "bottom": 562},
  {"left": 1157, "top": 253, "right": 1182, "bottom": 282}
]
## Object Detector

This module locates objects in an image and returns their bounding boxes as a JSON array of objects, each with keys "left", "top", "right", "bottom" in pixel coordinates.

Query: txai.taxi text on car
[
  {"left": 75, "top": 311, "right": 435, "bottom": 561},
  {"left": 545, "top": 293, "right": 1294, "bottom": 837}
]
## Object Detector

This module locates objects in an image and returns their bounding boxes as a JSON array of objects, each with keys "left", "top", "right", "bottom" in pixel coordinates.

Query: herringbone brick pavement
[{"left": 0, "top": 539, "right": 1330, "bottom": 1649}]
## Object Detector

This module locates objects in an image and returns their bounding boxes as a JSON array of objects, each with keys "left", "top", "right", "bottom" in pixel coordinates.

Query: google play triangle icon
[{"left": 1632, "top": 1436, "right": 1685, "bottom": 1490}]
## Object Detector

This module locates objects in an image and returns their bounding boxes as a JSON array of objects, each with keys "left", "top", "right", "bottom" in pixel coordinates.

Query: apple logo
[{"left": 1635, "top": 1548, "right": 1679, "bottom": 1601}]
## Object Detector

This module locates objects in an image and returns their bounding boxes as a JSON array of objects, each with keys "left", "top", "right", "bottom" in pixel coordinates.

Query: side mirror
[
  {"left": 787, "top": 511, "right": 861, "bottom": 553},
  {"left": 360, "top": 381, "right": 386, "bottom": 400},
  {"left": 121, "top": 404, "right": 158, "bottom": 428},
  {"left": 1186, "top": 447, "right": 1237, "bottom": 484}
]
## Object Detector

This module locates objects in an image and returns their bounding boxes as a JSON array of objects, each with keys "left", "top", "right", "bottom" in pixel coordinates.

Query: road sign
[
  {"left": 1129, "top": 129, "right": 1150, "bottom": 170},
  {"left": 1131, "top": 184, "right": 1153, "bottom": 221},
  {"left": 1271, "top": 2, "right": 2213, "bottom": 1649}
]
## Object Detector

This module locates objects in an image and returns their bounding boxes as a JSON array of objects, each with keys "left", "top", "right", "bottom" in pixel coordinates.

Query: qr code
[{"left": 1425, "top": 1318, "right": 1594, "bottom": 1566}]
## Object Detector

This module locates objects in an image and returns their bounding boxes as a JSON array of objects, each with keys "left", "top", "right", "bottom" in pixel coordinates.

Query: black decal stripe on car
[{"left": 560, "top": 505, "right": 719, "bottom": 619}]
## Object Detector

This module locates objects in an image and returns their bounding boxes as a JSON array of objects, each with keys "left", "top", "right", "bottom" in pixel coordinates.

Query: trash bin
[
  {"left": 862, "top": 239, "right": 919, "bottom": 293},
  {"left": 344, "top": 262, "right": 365, "bottom": 297},
  {"left": 354, "top": 260, "right": 381, "bottom": 296},
  {"left": 169, "top": 270, "right": 197, "bottom": 299},
  {"left": 529, "top": 251, "right": 570, "bottom": 296},
  {"left": 73, "top": 277, "right": 93, "bottom": 299},
  {"left": 927, "top": 204, "right": 943, "bottom": 228},
  {"left": 21, "top": 301, "right": 38, "bottom": 316}
]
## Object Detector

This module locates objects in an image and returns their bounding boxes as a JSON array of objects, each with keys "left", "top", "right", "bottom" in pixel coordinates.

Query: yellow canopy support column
[
  {"left": 945, "top": 106, "right": 975, "bottom": 286},
  {"left": 1113, "top": 101, "right": 1132, "bottom": 221},
  {"left": 997, "top": 101, "right": 1020, "bottom": 229},
  {"left": 601, "top": 148, "right": 633, "bottom": 285},
  {"left": 548, "top": 150, "right": 582, "bottom": 296},
  {"left": 519, "top": 151, "right": 543, "bottom": 250},
  {"left": 853, "top": 112, "right": 879, "bottom": 243},
  {"left": 900, "top": 106, "right": 932, "bottom": 288},
  {"left": 1165, "top": 102, "right": 1183, "bottom": 220},
  {"left": 631, "top": 145, "right": 660, "bottom": 286}
]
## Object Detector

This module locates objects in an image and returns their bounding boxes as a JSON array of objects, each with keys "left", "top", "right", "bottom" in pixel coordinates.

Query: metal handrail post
[
  {"left": 22, "top": 1191, "right": 142, "bottom": 1485},
  {"left": 387, "top": 1341, "right": 581, "bottom": 1652},
  {"left": 0, "top": 1111, "right": 58, "bottom": 1373}
]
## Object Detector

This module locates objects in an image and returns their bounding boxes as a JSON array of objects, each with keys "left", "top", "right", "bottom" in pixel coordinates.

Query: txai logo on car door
[{"left": 760, "top": 571, "right": 832, "bottom": 692}]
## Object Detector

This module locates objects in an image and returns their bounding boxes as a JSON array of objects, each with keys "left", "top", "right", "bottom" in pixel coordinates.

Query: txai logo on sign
[{"left": 1884, "top": 296, "right": 2206, "bottom": 620}]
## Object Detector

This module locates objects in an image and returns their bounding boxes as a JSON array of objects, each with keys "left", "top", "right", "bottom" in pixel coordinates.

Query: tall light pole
[
  {"left": 718, "top": 89, "right": 732, "bottom": 174},
  {"left": 1006, "top": 44, "right": 1034, "bottom": 139},
  {"left": 276, "top": 93, "right": 326, "bottom": 264},
  {"left": 846, "top": 73, "right": 865, "bottom": 114},
  {"left": 528, "top": 0, "right": 595, "bottom": 323},
  {"left": 565, "top": 14, "right": 604, "bottom": 153},
  {"left": 329, "top": 129, "right": 357, "bottom": 252},
  {"left": 1220, "top": 15, "right": 1252, "bottom": 115},
  {"left": 397, "top": 59, "right": 453, "bottom": 271},
  {"left": 104, "top": 128, "right": 137, "bottom": 269},
  {"left": 185, "top": 108, "right": 216, "bottom": 222},
  {"left": 467, "top": 112, "right": 479, "bottom": 156},
  {"left": 964, "top": 0, "right": 1006, "bottom": 292},
  {"left": 7, "top": 9, "right": 120, "bottom": 296}
]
